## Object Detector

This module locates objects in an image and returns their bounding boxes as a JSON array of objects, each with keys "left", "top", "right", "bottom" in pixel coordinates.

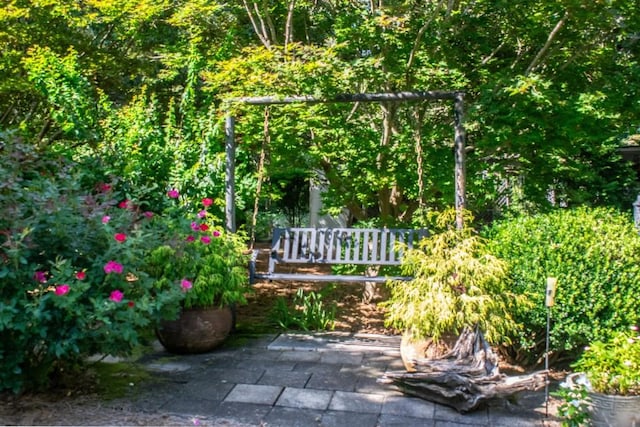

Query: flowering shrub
[
  {"left": 572, "top": 326, "right": 640, "bottom": 396},
  {"left": 555, "top": 326, "right": 640, "bottom": 425},
  {"left": 144, "top": 190, "right": 251, "bottom": 309},
  {"left": 0, "top": 137, "right": 248, "bottom": 392},
  {"left": 554, "top": 375, "right": 591, "bottom": 427}
]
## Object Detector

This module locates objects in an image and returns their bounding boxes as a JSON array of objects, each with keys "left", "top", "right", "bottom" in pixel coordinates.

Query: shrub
[
  {"left": 383, "top": 209, "right": 524, "bottom": 344},
  {"left": 484, "top": 207, "right": 640, "bottom": 364},
  {"left": 0, "top": 136, "right": 187, "bottom": 393},
  {"left": 572, "top": 326, "right": 640, "bottom": 396}
]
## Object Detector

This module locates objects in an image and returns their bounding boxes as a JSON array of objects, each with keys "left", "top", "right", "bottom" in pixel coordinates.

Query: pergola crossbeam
[{"left": 229, "top": 91, "right": 461, "bottom": 106}]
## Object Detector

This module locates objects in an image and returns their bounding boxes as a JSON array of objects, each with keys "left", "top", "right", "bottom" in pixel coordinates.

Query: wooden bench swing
[
  {"left": 248, "top": 227, "right": 428, "bottom": 284},
  {"left": 224, "top": 91, "right": 467, "bottom": 285}
]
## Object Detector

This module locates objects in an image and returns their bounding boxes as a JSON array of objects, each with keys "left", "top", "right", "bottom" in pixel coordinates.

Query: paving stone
[
  {"left": 144, "top": 361, "right": 192, "bottom": 373},
  {"left": 159, "top": 395, "right": 221, "bottom": 416},
  {"left": 306, "top": 370, "right": 360, "bottom": 391},
  {"left": 200, "top": 366, "right": 265, "bottom": 384},
  {"left": 119, "top": 332, "right": 554, "bottom": 427},
  {"left": 328, "top": 390, "right": 385, "bottom": 413},
  {"left": 355, "top": 375, "right": 394, "bottom": 395},
  {"left": 434, "top": 404, "right": 489, "bottom": 425},
  {"left": 258, "top": 370, "right": 311, "bottom": 388},
  {"left": 362, "top": 353, "right": 404, "bottom": 370},
  {"left": 319, "top": 351, "right": 363, "bottom": 365},
  {"left": 382, "top": 394, "right": 435, "bottom": 418},
  {"left": 182, "top": 378, "right": 235, "bottom": 401},
  {"left": 489, "top": 405, "right": 548, "bottom": 427},
  {"left": 279, "top": 350, "right": 322, "bottom": 363},
  {"left": 434, "top": 421, "right": 487, "bottom": 427},
  {"left": 125, "top": 380, "right": 186, "bottom": 411},
  {"left": 209, "top": 401, "right": 273, "bottom": 425},
  {"left": 377, "top": 414, "right": 437, "bottom": 427},
  {"left": 320, "top": 410, "right": 379, "bottom": 427},
  {"left": 270, "top": 334, "right": 332, "bottom": 351},
  {"left": 293, "top": 361, "right": 343, "bottom": 375},
  {"left": 263, "top": 406, "right": 324, "bottom": 427},
  {"left": 239, "top": 358, "right": 297, "bottom": 373},
  {"left": 276, "top": 387, "right": 334, "bottom": 410},
  {"left": 224, "top": 383, "right": 283, "bottom": 405}
]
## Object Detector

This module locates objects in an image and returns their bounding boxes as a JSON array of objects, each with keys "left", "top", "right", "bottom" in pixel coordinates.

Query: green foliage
[
  {"left": 572, "top": 327, "right": 640, "bottom": 396},
  {"left": 23, "top": 46, "right": 102, "bottom": 143},
  {"left": 383, "top": 209, "right": 523, "bottom": 343},
  {"left": 271, "top": 287, "right": 336, "bottom": 331},
  {"left": 553, "top": 379, "right": 591, "bottom": 427},
  {"left": 0, "top": 136, "right": 186, "bottom": 393},
  {"left": 4, "top": 0, "right": 640, "bottom": 228},
  {"left": 144, "top": 195, "right": 251, "bottom": 309},
  {"left": 484, "top": 207, "right": 640, "bottom": 363},
  {"left": 0, "top": 135, "right": 249, "bottom": 393}
]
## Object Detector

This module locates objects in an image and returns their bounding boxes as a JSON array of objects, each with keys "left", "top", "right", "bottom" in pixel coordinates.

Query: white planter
[
  {"left": 566, "top": 372, "right": 640, "bottom": 427},
  {"left": 589, "top": 392, "right": 640, "bottom": 427}
]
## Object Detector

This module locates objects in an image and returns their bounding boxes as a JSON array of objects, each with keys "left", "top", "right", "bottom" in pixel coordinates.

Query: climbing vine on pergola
[{"left": 223, "top": 91, "right": 466, "bottom": 232}]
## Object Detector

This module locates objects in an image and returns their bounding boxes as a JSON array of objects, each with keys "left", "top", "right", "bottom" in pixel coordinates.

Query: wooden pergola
[{"left": 224, "top": 91, "right": 466, "bottom": 232}]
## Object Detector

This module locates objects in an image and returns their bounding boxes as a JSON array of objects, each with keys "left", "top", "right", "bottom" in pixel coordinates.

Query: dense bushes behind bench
[{"left": 484, "top": 207, "right": 640, "bottom": 365}]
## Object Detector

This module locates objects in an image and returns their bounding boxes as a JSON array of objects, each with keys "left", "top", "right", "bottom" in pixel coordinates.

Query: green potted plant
[
  {"left": 560, "top": 326, "right": 640, "bottom": 427},
  {"left": 383, "top": 209, "right": 525, "bottom": 370},
  {"left": 145, "top": 190, "right": 251, "bottom": 354}
]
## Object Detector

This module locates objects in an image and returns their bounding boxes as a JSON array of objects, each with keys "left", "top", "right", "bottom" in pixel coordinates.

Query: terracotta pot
[
  {"left": 157, "top": 306, "right": 233, "bottom": 354},
  {"left": 589, "top": 392, "right": 640, "bottom": 427}
]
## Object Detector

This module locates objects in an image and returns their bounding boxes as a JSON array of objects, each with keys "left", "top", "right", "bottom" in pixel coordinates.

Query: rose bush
[{"left": 0, "top": 136, "right": 248, "bottom": 393}]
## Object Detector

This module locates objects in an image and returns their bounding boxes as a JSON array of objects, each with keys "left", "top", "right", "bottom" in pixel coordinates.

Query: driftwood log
[{"left": 379, "top": 328, "right": 547, "bottom": 413}]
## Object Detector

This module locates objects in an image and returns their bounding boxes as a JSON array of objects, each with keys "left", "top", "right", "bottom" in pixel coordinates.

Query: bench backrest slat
[{"left": 272, "top": 227, "right": 427, "bottom": 266}]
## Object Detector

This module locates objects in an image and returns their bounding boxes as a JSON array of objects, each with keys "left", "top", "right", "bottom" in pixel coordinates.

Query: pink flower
[
  {"left": 99, "top": 183, "right": 112, "bottom": 192},
  {"left": 109, "top": 290, "right": 124, "bottom": 303},
  {"left": 201, "top": 236, "right": 211, "bottom": 244},
  {"left": 202, "top": 198, "right": 213, "bottom": 207},
  {"left": 197, "top": 210, "right": 207, "bottom": 219},
  {"left": 213, "top": 230, "right": 221, "bottom": 237},
  {"left": 185, "top": 235, "right": 196, "bottom": 242},
  {"left": 75, "top": 271, "right": 86, "bottom": 280},
  {"left": 34, "top": 271, "right": 47, "bottom": 283},
  {"left": 167, "top": 189, "right": 180, "bottom": 199},
  {"left": 143, "top": 211, "right": 154, "bottom": 218},
  {"left": 104, "top": 260, "right": 124, "bottom": 274},
  {"left": 102, "top": 215, "right": 111, "bottom": 224},
  {"left": 190, "top": 222, "right": 199, "bottom": 231},
  {"left": 114, "top": 233, "right": 127, "bottom": 243},
  {"left": 118, "top": 199, "right": 130, "bottom": 209},
  {"left": 199, "top": 223, "right": 209, "bottom": 232},
  {"left": 181, "top": 279, "right": 193, "bottom": 291},
  {"left": 55, "top": 284, "right": 70, "bottom": 296}
]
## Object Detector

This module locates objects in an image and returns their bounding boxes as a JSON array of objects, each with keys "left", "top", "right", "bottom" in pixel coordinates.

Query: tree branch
[
  {"left": 284, "top": 0, "right": 296, "bottom": 50},
  {"left": 525, "top": 10, "right": 568, "bottom": 75},
  {"left": 405, "top": 0, "right": 446, "bottom": 84},
  {"left": 262, "top": 0, "right": 278, "bottom": 44},
  {"left": 242, "top": 0, "right": 271, "bottom": 49}
]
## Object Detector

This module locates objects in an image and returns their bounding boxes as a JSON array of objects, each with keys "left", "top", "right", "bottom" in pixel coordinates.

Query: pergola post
[
  {"left": 225, "top": 114, "right": 236, "bottom": 232},
  {"left": 454, "top": 93, "right": 466, "bottom": 230}
]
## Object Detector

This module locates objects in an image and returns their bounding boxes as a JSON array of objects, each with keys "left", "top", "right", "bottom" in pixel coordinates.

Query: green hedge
[{"left": 484, "top": 207, "right": 640, "bottom": 364}]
